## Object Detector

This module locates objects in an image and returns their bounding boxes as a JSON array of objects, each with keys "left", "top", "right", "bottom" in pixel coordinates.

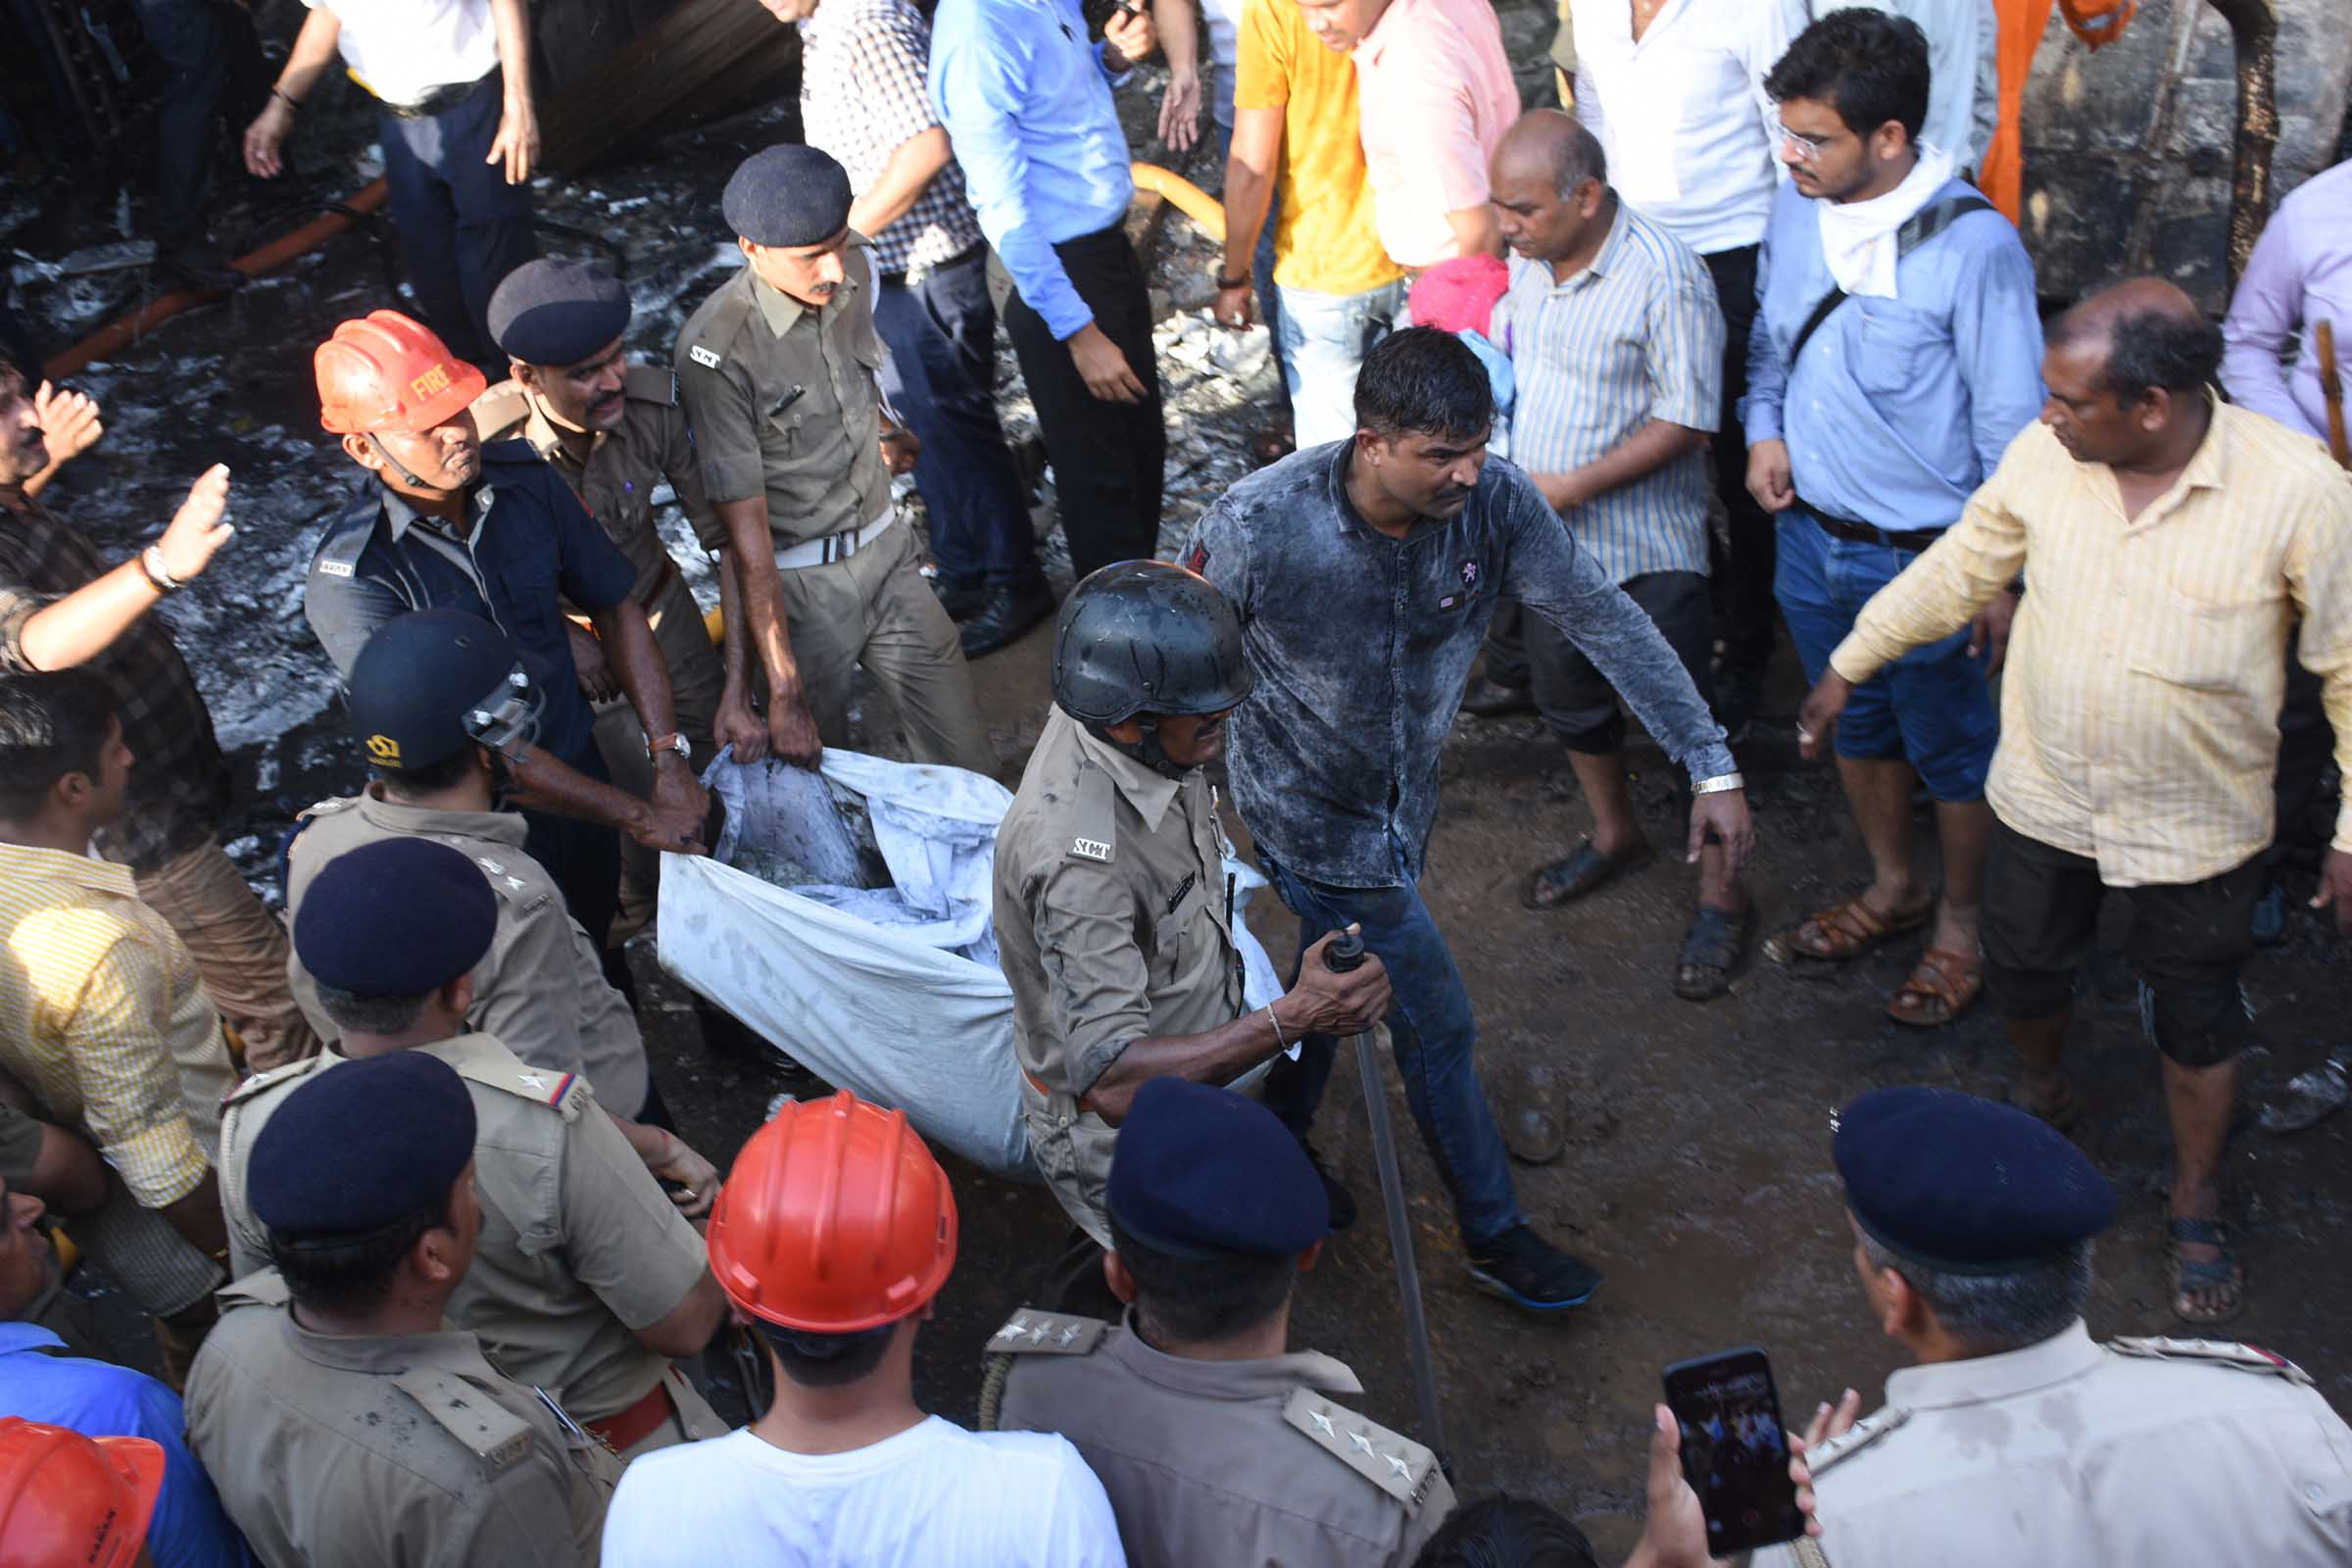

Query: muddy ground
[{"left": 8, "top": 28, "right": 2351, "bottom": 1554}]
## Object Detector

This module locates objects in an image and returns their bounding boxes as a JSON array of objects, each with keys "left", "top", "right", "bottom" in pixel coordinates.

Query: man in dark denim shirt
[{"left": 1183, "top": 328, "right": 1750, "bottom": 1311}]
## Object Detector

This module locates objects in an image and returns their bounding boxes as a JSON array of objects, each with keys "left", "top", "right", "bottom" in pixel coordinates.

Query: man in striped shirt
[
  {"left": 1797, "top": 280, "right": 2352, "bottom": 1325},
  {"left": 1489, "top": 113, "right": 1747, "bottom": 1000}
]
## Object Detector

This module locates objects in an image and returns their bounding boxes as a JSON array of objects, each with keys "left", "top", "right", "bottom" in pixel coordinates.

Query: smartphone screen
[{"left": 1662, "top": 1347, "right": 1804, "bottom": 1554}]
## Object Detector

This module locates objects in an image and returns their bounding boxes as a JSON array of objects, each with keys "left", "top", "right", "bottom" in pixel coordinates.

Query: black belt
[
  {"left": 878, "top": 240, "right": 988, "bottom": 289},
  {"left": 1795, "top": 496, "right": 1943, "bottom": 553},
  {"left": 377, "top": 68, "right": 498, "bottom": 120}
]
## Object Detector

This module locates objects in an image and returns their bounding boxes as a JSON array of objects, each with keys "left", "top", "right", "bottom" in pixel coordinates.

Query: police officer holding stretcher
[{"left": 993, "top": 561, "right": 1391, "bottom": 1312}]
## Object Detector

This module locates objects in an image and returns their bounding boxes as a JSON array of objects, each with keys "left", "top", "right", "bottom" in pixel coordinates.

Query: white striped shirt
[
  {"left": 1497, "top": 199, "right": 1724, "bottom": 585},
  {"left": 1832, "top": 406, "right": 2352, "bottom": 886}
]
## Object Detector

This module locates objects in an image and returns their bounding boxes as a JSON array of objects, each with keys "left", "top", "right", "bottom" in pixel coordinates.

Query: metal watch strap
[{"left": 139, "top": 546, "right": 181, "bottom": 594}]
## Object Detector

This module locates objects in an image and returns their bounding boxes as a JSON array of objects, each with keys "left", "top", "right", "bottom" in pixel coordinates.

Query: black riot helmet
[
  {"left": 346, "top": 610, "right": 542, "bottom": 772},
  {"left": 1052, "top": 561, "right": 1253, "bottom": 773}
]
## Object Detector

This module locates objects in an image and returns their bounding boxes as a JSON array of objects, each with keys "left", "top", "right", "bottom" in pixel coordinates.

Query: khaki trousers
[
  {"left": 774, "top": 521, "right": 997, "bottom": 776},
  {"left": 133, "top": 839, "right": 317, "bottom": 1073},
  {"left": 594, "top": 573, "right": 730, "bottom": 939}
]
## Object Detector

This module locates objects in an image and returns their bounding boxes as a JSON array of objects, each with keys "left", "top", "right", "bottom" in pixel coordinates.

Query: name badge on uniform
[
  {"left": 1071, "top": 836, "right": 1111, "bottom": 862},
  {"left": 688, "top": 345, "right": 722, "bottom": 368},
  {"left": 318, "top": 560, "right": 355, "bottom": 578}
]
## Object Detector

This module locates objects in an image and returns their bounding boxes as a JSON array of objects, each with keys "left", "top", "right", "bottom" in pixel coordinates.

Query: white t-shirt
[
  {"left": 601, "top": 1419, "right": 1130, "bottom": 1568},
  {"left": 308, "top": 0, "right": 502, "bottom": 109}
]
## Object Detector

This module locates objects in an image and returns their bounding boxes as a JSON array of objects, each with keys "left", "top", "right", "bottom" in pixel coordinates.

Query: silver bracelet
[
  {"left": 1265, "top": 1004, "right": 1286, "bottom": 1050},
  {"left": 1690, "top": 771, "right": 1745, "bottom": 796}
]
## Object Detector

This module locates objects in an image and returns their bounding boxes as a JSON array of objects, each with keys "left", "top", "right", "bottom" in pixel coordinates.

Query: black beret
[
  {"left": 251, "top": 1052, "right": 476, "bottom": 1236},
  {"left": 487, "top": 258, "right": 632, "bottom": 367},
  {"left": 293, "top": 839, "right": 497, "bottom": 996},
  {"left": 1835, "top": 1086, "right": 2117, "bottom": 1273},
  {"left": 1107, "top": 1079, "right": 1329, "bottom": 1258},
  {"left": 723, "top": 144, "right": 854, "bottom": 248}
]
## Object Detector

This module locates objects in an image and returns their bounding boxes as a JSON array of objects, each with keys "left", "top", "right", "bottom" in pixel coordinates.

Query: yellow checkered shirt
[
  {"left": 1831, "top": 404, "right": 2352, "bottom": 888},
  {"left": 0, "top": 841, "right": 233, "bottom": 1206}
]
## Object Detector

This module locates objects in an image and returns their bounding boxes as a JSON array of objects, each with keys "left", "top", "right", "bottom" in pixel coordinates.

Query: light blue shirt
[
  {"left": 1741, "top": 175, "right": 2044, "bottom": 532},
  {"left": 928, "top": 0, "right": 1136, "bottom": 340},
  {"left": 0, "top": 1322, "right": 253, "bottom": 1568},
  {"left": 1498, "top": 199, "right": 1724, "bottom": 583}
]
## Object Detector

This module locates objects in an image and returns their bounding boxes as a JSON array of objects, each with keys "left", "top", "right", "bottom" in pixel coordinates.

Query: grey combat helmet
[{"left": 1051, "top": 560, "right": 1253, "bottom": 772}]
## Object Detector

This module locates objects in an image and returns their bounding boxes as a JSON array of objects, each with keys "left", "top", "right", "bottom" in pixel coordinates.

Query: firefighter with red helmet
[
  {"left": 601, "top": 1091, "right": 1129, "bottom": 1566},
  {"left": 301, "top": 309, "right": 709, "bottom": 997},
  {"left": 0, "top": 1418, "right": 168, "bottom": 1567}
]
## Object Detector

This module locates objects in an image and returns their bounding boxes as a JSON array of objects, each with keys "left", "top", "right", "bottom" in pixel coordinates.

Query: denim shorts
[{"left": 1775, "top": 510, "right": 1996, "bottom": 803}]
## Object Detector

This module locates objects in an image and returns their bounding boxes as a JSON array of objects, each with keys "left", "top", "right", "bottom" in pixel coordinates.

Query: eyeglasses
[{"left": 1775, "top": 121, "right": 1828, "bottom": 162}]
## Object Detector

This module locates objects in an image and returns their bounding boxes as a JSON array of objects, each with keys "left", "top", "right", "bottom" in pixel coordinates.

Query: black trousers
[
  {"left": 132, "top": 0, "right": 268, "bottom": 242},
  {"left": 2271, "top": 625, "right": 2335, "bottom": 863},
  {"left": 1701, "top": 243, "right": 1778, "bottom": 676},
  {"left": 1000, "top": 224, "right": 1165, "bottom": 581}
]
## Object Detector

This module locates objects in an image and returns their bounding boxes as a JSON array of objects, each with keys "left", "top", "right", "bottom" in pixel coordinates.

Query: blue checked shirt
[
  {"left": 800, "top": 0, "right": 985, "bottom": 279},
  {"left": 1495, "top": 198, "right": 1723, "bottom": 585},
  {"left": 929, "top": 0, "right": 1137, "bottom": 340}
]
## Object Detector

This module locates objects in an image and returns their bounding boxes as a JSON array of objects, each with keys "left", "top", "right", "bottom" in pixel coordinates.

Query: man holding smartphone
[{"left": 1752, "top": 1086, "right": 2352, "bottom": 1566}]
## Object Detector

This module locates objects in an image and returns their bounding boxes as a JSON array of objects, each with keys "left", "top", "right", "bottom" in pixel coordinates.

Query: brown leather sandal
[
  {"left": 1762, "top": 893, "right": 1932, "bottom": 964},
  {"left": 1886, "top": 946, "right": 1984, "bottom": 1027}
]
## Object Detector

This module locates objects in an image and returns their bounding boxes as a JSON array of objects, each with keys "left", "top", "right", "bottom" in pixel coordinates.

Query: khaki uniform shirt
[
  {"left": 671, "top": 251, "right": 892, "bottom": 549},
  {"left": 284, "top": 789, "right": 649, "bottom": 1117},
  {"left": 992, "top": 709, "right": 1250, "bottom": 1245},
  {"left": 1750, "top": 1321, "right": 2352, "bottom": 1568},
  {"left": 992, "top": 1309, "right": 1454, "bottom": 1568},
  {"left": 186, "top": 1270, "right": 620, "bottom": 1568},
  {"left": 216, "top": 1033, "right": 710, "bottom": 1423},
  {"left": 1831, "top": 406, "right": 2352, "bottom": 886},
  {"left": 473, "top": 367, "right": 719, "bottom": 607}
]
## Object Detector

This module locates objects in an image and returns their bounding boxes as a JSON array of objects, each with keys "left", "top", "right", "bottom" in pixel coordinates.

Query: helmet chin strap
[
  {"left": 1089, "top": 716, "right": 1193, "bottom": 780},
  {"left": 367, "top": 431, "right": 433, "bottom": 490}
]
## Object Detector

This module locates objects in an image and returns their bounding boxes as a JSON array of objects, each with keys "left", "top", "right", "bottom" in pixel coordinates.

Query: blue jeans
[
  {"left": 377, "top": 72, "right": 537, "bottom": 365},
  {"left": 1774, "top": 510, "right": 1997, "bottom": 803},
  {"left": 1275, "top": 278, "right": 1406, "bottom": 448},
  {"left": 872, "top": 247, "right": 1040, "bottom": 589},
  {"left": 1257, "top": 841, "right": 1526, "bottom": 1247}
]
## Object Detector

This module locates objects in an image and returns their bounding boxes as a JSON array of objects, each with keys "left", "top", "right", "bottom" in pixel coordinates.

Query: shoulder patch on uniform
[
  {"left": 393, "top": 1368, "right": 536, "bottom": 1478},
  {"left": 1283, "top": 1389, "right": 1442, "bottom": 1512},
  {"left": 317, "top": 560, "right": 355, "bottom": 578},
  {"left": 299, "top": 795, "right": 363, "bottom": 820},
  {"left": 2107, "top": 1336, "right": 2315, "bottom": 1385},
  {"left": 1803, "top": 1404, "right": 1910, "bottom": 1476},
  {"left": 989, "top": 1310, "right": 1106, "bottom": 1355},
  {"left": 688, "top": 345, "right": 722, "bottom": 369},
  {"left": 624, "top": 364, "right": 677, "bottom": 405},
  {"left": 1069, "top": 761, "right": 1117, "bottom": 864},
  {"left": 223, "top": 1053, "right": 331, "bottom": 1107}
]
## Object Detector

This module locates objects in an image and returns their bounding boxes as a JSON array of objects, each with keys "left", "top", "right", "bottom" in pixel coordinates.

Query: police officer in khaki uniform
[
  {"left": 989, "top": 1077, "right": 1454, "bottom": 1567},
  {"left": 674, "top": 143, "right": 995, "bottom": 776},
  {"left": 473, "top": 259, "right": 728, "bottom": 942},
  {"left": 992, "top": 561, "right": 1391, "bottom": 1312},
  {"left": 228, "top": 835, "right": 730, "bottom": 1460},
  {"left": 284, "top": 611, "right": 719, "bottom": 1199},
  {"left": 1751, "top": 1086, "right": 2352, "bottom": 1568},
  {"left": 186, "top": 1051, "right": 621, "bottom": 1566}
]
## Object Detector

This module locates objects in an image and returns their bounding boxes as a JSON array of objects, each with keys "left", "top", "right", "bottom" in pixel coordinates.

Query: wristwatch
[
  {"left": 647, "top": 732, "right": 691, "bottom": 763},
  {"left": 138, "top": 546, "right": 182, "bottom": 595}
]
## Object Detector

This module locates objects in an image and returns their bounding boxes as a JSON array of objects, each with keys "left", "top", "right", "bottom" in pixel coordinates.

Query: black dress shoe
[
  {"left": 958, "top": 577, "right": 1055, "bottom": 658},
  {"left": 1458, "top": 674, "right": 1535, "bottom": 716},
  {"left": 931, "top": 576, "right": 990, "bottom": 622}
]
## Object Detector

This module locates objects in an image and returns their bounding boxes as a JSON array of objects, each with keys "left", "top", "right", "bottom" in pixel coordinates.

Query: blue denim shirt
[
  {"left": 1740, "top": 176, "right": 2045, "bottom": 531},
  {"left": 0, "top": 1323, "right": 255, "bottom": 1568},
  {"left": 1184, "top": 442, "right": 1736, "bottom": 888},
  {"left": 928, "top": 0, "right": 1135, "bottom": 340}
]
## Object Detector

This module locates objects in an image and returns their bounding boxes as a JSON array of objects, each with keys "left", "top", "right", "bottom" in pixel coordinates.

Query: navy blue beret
[
  {"left": 293, "top": 839, "right": 497, "bottom": 996},
  {"left": 722, "top": 144, "right": 853, "bottom": 248},
  {"left": 1107, "top": 1079, "right": 1329, "bottom": 1258},
  {"left": 487, "top": 258, "right": 632, "bottom": 367},
  {"left": 251, "top": 1052, "right": 476, "bottom": 1236},
  {"left": 1835, "top": 1086, "right": 2116, "bottom": 1272}
]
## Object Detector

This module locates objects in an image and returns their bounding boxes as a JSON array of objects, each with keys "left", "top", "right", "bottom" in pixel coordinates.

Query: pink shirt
[{"left": 1351, "top": 0, "right": 1519, "bottom": 270}]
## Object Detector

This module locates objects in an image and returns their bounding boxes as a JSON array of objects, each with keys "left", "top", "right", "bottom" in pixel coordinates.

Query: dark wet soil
[{"left": 15, "top": 26, "right": 2350, "bottom": 1555}]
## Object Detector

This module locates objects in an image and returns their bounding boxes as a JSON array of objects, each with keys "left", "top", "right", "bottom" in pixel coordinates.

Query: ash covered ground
[{"left": 8, "top": 17, "right": 2352, "bottom": 1549}]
